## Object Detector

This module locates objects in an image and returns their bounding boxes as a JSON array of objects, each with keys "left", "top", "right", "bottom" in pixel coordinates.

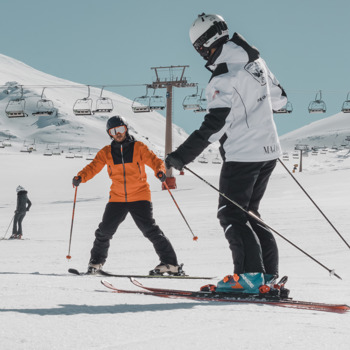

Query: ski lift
[
  {"left": 5, "top": 85, "right": 27, "bottom": 118},
  {"left": 93, "top": 87, "right": 114, "bottom": 114},
  {"left": 52, "top": 143, "right": 61, "bottom": 155},
  {"left": 66, "top": 151, "right": 75, "bottom": 159},
  {"left": 194, "top": 89, "right": 207, "bottom": 113},
  {"left": 274, "top": 101, "right": 293, "bottom": 114},
  {"left": 73, "top": 147, "right": 83, "bottom": 158},
  {"left": 198, "top": 154, "right": 208, "bottom": 164},
  {"left": 73, "top": 86, "right": 93, "bottom": 115},
  {"left": 20, "top": 141, "right": 31, "bottom": 153},
  {"left": 132, "top": 87, "right": 151, "bottom": 113},
  {"left": 32, "top": 88, "right": 55, "bottom": 116},
  {"left": 86, "top": 149, "right": 95, "bottom": 160},
  {"left": 341, "top": 92, "right": 350, "bottom": 113},
  {"left": 183, "top": 86, "right": 201, "bottom": 111},
  {"left": 43, "top": 144, "right": 53, "bottom": 156},
  {"left": 149, "top": 90, "right": 165, "bottom": 111},
  {"left": 308, "top": 90, "right": 326, "bottom": 113},
  {"left": 212, "top": 155, "right": 222, "bottom": 164}
]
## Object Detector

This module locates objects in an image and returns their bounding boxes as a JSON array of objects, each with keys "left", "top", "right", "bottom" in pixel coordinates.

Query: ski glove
[
  {"left": 165, "top": 152, "right": 184, "bottom": 171},
  {"left": 72, "top": 176, "right": 82, "bottom": 187},
  {"left": 156, "top": 171, "right": 166, "bottom": 182}
]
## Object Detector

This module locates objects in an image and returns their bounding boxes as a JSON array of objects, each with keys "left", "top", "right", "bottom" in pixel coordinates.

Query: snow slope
[
  {"left": 280, "top": 112, "right": 350, "bottom": 151},
  {"left": 0, "top": 145, "right": 349, "bottom": 350},
  {"left": 1, "top": 53, "right": 350, "bottom": 350}
]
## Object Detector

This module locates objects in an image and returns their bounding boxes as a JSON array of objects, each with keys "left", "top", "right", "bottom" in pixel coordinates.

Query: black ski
[{"left": 68, "top": 268, "right": 215, "bottom": 280}]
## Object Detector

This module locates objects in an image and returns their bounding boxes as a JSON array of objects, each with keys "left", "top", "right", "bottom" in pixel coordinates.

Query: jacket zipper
[
  {"left": 137, "top": 162, "right": 141, "bottom": 176},
  {"left": 120, "top": 145, "right": 127, "bottom": 202}
]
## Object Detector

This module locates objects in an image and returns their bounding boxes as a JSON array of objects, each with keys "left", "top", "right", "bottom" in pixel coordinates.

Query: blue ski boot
[{"left": 216, "top": 273, "right": 265, "bottom": 294}]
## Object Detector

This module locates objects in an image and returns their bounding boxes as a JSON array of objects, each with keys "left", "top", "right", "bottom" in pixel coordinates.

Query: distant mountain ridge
[{"left": 280, "top": 112, "right": 350, "bottom": 150}]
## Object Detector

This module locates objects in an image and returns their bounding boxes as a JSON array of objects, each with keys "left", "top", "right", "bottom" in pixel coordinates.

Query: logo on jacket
[
  {"left": 212, "top": 90, "right": 220, "bottom": 100},
  {"left": 263, "top": 144, "right": 279, "bottom": 154},
  {"left": 245, "top": 61, "right": 266, "bottom": 86}
]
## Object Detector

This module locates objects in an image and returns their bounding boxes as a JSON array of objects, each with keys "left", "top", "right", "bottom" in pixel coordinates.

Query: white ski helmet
[
  {"left": 16, "top": 185, "right": 25, "bottom": 193},
  {"left": 189, "top": 13, "right": 229, "bottom": 60}
]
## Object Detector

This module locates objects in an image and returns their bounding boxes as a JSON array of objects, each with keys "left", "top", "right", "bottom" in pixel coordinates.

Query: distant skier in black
[{"left": 10, "top": 186, "right": 32, "bottom": 239}]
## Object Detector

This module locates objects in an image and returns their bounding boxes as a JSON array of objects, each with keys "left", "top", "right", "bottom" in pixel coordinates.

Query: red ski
[{"left": 101, "top": 279, "right": 350, "bottom": 314}]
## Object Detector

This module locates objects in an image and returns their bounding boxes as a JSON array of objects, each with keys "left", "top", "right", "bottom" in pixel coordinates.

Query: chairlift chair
[
  {"left": 308, "top": 90, "right": 327, "bottom": 113},
  {"left": 341, "top": 92, "right": 350, "bottom": 113},
  {"left": 212, "top": 155, "right": 222, "bottom": 164},
  {"left": 32, "top": 88, "right": 55, "bottom": 116},
  {"left": 183, "top": 94, "right": 200, "bottom": 110},
  {"left": 93, "top": 87, "right": 114, "bottom": 114},
  {"left": 43, "top": 145, "right": 53, "bottom": 156},
  {"left": 194, "top": 89, "right": 207, "bottom": 113},
  {"left": 150, "top": 95, "right": 165, "bottom": 111},
  {"left": 132, "top": 95, "right": 151, "bottom": 113},
  {"left": 73, "top": 86, "right": 93, "bottom": 116},
  {"left": 274, "top": 101, "right": 293, "bottom": 114},
  {"left": 5, "top": 86, "right": 27, "bottom": 118}
]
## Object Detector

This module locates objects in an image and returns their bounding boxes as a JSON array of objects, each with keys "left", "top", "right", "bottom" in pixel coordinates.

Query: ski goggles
[{"left": 108, "top": 125, "right": 127, "bottom": 136}]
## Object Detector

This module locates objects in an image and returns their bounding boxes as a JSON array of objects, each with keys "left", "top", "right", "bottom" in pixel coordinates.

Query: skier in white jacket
[{"left": 165, "top": 13, "right": 288, "bottom": 292}]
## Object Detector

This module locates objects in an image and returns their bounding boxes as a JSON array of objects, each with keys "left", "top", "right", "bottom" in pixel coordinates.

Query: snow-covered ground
[
  {"left": 0, "top": 141, "right": 349, "bottom": 350},
  {"left": 1, "top": 52, "right": 350, "bottom": 349}
]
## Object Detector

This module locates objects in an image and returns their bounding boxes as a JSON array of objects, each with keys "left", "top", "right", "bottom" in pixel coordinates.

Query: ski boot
[
  {"left": 149, "top": 263, "right": 186, "bottom": 276},
  {"left": 87, "top": 260, "right": 104, "bottom": 275},
  {"left": 216, "top": 273, "right": 265, "bottom": 294}
]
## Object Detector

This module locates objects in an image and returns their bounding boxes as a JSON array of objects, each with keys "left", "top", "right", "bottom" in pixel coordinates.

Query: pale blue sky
[{"left": 1, "top": 0, "right": 349, "bottom": 136}]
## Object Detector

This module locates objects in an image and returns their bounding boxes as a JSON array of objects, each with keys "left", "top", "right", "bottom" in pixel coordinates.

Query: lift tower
[{"left": 147, "top": 65, "right": 196, "bottom": 189}]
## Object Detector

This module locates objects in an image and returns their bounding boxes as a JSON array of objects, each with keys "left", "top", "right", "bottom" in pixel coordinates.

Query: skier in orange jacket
[{"left": 73, "top": 116, "right": 183, "bottom": 275}]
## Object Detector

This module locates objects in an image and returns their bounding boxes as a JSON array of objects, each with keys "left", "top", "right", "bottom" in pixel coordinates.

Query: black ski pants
[
  {"left": 12, "top": 212, "right": 26, "bottom": 236},
  {"left": 217, "top": 160, "right": 279, "bottom": 275},
  {"left": 90, "top": 201, "right": 178, "bottom": 266}
]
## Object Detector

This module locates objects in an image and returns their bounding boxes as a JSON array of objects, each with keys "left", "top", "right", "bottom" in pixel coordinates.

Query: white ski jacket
[{"left": 176, "top": 33, "right": 287, "bottom": 164}]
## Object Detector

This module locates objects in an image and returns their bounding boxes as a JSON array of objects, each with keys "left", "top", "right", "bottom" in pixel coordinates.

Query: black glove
[
  {"left": 72, "top": 176, "right": 82, "bottom": 187},
  {"left": 156, "top": 171, "right": 166, "bottom": 182},
  {"left": 165, "top": 152, "right": 185, "bottom": 171}
]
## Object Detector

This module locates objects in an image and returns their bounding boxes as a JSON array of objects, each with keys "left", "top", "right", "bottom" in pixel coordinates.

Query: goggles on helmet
[
  {"left": 193, "top": 21, "right": 228, "bottom": 59},
  {"left": 108, "top": 125, "right": 127, "bottom": 136}
]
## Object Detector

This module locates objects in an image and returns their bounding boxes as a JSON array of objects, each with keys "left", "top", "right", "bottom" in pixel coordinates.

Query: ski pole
[
  {"left": 67, "top": 186, "right": 78, "bottom": 260},
  {"left": 163, "top": 181, "right": 198, "bottom": 241},
  {"left": 1, "top": 215, "right": 14, "bottom": 240},
  {"left": 278, "top": 158, "right": 350, "bottom": 250},
  {"left": 183, "top": 165, "right": 343, "bottom": 280}
]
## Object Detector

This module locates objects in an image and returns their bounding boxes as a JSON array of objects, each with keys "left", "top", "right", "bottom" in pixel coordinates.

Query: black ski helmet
[{"left": 106, "top": 116, "right": 128, "bottom": 137}]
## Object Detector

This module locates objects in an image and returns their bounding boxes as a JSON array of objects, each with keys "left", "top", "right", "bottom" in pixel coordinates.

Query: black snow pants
[
  {"left": 12, "top": 212, "right": 26, "bottom": 236},
  {"left": 90, "top": 201, "right": 178, "bottom": 266},
  {"left": 217, "top": 160, "right": 279, "bottom": 275}
]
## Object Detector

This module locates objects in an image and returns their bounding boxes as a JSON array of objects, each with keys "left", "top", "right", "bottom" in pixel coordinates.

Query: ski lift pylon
[
  {"left": 5, "top": 85, "right": 27, "bottom": 118},
  {"left": 93, "top": 86, "right": 114, "bottom": 114},
  {"left": 308, "top": 90, "right": 326, "bottom": 113},
  {"left": 73, "top": 85, "right": 93, "bottom": 116},
  {"left": 341, "top": 92, "right": 350, "bottom": 113},
  {"left": 32, "top": 87, "right": 55, "bottom": 117}
]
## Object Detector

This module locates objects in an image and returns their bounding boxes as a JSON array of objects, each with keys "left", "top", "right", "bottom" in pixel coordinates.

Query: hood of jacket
[{"left": 205, "top": 32, "right": 260, "bottom": 72}]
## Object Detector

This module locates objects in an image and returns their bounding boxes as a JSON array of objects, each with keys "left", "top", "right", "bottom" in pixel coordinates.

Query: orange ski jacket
[{"left": 77, "top": 138, "right": 165, "bottom": 202}]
